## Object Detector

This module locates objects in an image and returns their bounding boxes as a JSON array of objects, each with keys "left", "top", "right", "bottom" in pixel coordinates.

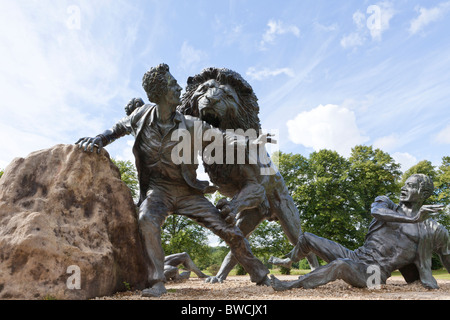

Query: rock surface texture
[{"left": 0, "top": 144, "right": 149, "bottom": 299}]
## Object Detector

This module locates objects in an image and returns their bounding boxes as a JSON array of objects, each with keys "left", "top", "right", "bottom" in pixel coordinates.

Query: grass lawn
[
  {"left": 272, "top": 268, "right": 450, "bottom": 280},
  {"left": 200, "top": 268, "right": 450, "bottom": 280},
  {"left": 390, "top": 268, "right": 450, "bottom": 280}
]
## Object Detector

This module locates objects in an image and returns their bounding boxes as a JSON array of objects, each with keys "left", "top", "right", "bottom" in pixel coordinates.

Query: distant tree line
[
  {"left": 273, "top": 147, "right": 449, "bottom": 251},
  {"left": 111, "top": 145, "right": 450, "bottom": 272}
]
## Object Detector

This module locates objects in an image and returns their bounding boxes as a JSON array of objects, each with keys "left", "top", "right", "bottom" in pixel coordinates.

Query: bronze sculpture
[
  {"left": 270, "top": 174, "right": 450, "bottom": 291},
  {"left": 76, "top": 64, "right": 271, "bottom": 297},
  {"left": 73, "top": 64, "right": 449, "bottom": 298}
]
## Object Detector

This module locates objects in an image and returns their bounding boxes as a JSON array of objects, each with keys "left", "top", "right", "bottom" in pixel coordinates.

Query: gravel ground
[{"left": 95, "top": 275, "right": 450, "bottom": 300}]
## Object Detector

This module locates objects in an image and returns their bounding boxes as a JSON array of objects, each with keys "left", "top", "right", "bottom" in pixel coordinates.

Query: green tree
[
  {"left": 433, "top": 157, "right": 450, "bottom": 229},
  {"left": 401, "top": 160, "right": 437, "bottom": 185},
  {"left": 276, "top": 147, "right": 403, "bottom": 250},
  {"left": 272, "top": 151, "right": 309, "bottom": 194},
  {"left": 207, "top": 246, "right": 229, "bottom": 275},
  {"left": 436, "top": 157, "right": 450, "bottom": 208},
  {"left": 0, "top": 169, "right": 3, "bottom": 179},
  {"left": 111, "top": 159, "right": 139, "bottom": 199},
  {"left": 287, "top": 150, "right": 361, "bottom": 248},
  {"left": 347, "top": 145, "right": 402, "bottom": 238},
  {"left": 248, "top": 220, "right": 292, "bottom": 264},
  {"left": 161, "top": 215, "right": 212, "bottom": 269},
  {"left": 209, "top": 246, "right": 229, "bottom": 265}
]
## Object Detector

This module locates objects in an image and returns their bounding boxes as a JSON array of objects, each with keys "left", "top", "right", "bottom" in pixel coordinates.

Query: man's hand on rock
[{"left": 75, "top": 136, "right": 104, "bottom": 154}]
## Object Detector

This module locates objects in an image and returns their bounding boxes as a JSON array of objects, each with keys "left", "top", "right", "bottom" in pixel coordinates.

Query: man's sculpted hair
[
  {"left": 410, "top": 174, "right": 434, "bottom": 199},
  {"left": 142, "top": 63, "right": 170, "bottom": 104}
]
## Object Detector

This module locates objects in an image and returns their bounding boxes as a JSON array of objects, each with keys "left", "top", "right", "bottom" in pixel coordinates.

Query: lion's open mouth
[{"left": 200, "top": 108, "right": 221, "bottom": 128}]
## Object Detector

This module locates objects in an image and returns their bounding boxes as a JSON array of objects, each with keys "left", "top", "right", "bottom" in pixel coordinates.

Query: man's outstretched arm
[
  {"left": 75, "top": 107, "right": 139, "bottom": 153},
  {"left": 371, "top": 196, "right": 444, "bottom": 223}
]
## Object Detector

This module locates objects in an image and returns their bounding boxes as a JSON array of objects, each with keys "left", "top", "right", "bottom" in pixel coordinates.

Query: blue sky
[{"left": 1, "top": 0, "right": 450, "bottom": 176}]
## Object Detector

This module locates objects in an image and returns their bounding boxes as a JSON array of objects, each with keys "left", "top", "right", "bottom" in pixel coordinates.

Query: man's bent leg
[
  {"left": 298, "top": 259, "right": 368, "bottom": 288},
  {"left": 270, "top": 232, "right": 358, "bottom": 268},
  {"left": 271, "top": 259, "right": 368, "bottom": 291},
  {"left": 138, "top": 193, "right": 171, "bottom": 297},
  {"left": 178, "top": 195, "right": 270, "bottom": 285}
]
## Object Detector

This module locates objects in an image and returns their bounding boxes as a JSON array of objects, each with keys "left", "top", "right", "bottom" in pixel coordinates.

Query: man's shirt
[{"left": 138, "top": 116, "right": 186, "bottom": 188}]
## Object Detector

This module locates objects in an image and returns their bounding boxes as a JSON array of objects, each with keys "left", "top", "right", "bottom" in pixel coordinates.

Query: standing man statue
[
  {"left": 76, "top": 64, "right": 270, "bottom": 297},
  {"left": 270, "top": 174, "right": 449, "bottom": 291}
]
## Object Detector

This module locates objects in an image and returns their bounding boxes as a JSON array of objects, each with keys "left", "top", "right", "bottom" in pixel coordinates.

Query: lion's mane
[{"left": 178, "top": 67, "right": 261, "bottom": 131}]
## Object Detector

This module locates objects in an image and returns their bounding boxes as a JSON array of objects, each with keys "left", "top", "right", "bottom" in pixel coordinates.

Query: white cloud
[
  {"left": 114, "top": 139, "right": 135, "bottom": 163},
  {"left": 0, "top": 2, "right": 142, "bottom": 168},
  {"left": 179, "top": 41, "right": 208, "bottom": 71},
  {"left": 287, "top": 104, "right": 369, "bottom": 157},
  {"left": 340, "top": 32, "right": 365, "bottom": 49},
  {"left": 260, "top": 19, "right": 300, "bottom": 49},
  {"left": 353, "top": 10, "right": 366, "bottom": 29},
  {"left": 435, "top": 125, "right": 450, "bottom": 144},
  {"left": 341, "top": 96, "right": 375, "bottom": 112},
  {"left": 409, "top": 2, "right": 450, "bottom": 35},
  {"left": 313, "top": 21, "right": 338, "bottom": 32},
  {"left": 392, "top": 152, "right": 417, "bottom": 172},
  {"left": 373, "top": 134, "right": 400, "bottom": 151},
  {"left": 246, "top": 67, "right": 295, "bottom": 81}
]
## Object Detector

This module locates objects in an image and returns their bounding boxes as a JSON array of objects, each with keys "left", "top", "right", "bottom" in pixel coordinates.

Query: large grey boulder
[{"left": 0, "top": 144, "right": 149, "bottom": 299}]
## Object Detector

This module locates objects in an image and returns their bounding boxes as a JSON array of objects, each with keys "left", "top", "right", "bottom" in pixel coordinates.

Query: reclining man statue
[
  {"left": 164, "top": 252, "right": 208, "bottom": 282},
  {"left": 76, "top": 63, "right": 270, "bottom": 297},
  {"left": 270, "top": 174, "right": 449, "bottom": 291}
]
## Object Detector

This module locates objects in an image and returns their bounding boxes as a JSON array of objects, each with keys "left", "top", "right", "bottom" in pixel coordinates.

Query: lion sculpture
[{"left": 178, "top": 67, "right": 319, "bottom": 282}]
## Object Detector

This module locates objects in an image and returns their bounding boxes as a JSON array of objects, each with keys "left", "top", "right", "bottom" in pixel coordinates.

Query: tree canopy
[
  {"left": 161, "top": 214, "right": 212, "bottom": 269},
  {"left": 111, "top": 159, "right": 139, "bottom": 200},
  {"left": 273, "top": 146, "right": 402, "bottom": 249}
]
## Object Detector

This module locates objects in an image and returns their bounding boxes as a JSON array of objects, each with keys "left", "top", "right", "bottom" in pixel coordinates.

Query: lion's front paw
[
  {"left": 204, "top": 276, "right": 224, "bottom": 284},
  {"left": 216, "top": 198, "right": 230, "bottom": 210},
  {"left": 216, "top": 198, "right": 237, "bottom": 225}
]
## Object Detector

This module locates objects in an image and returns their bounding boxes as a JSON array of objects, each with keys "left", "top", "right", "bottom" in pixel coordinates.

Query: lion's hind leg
[{"left": 210, "top": 208, "right": 266, "bottom": 282}]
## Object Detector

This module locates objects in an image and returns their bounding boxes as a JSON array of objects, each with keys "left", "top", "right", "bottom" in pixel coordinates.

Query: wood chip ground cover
[{"left": 95, "top": 275, "right": 450, "bottom": 300}]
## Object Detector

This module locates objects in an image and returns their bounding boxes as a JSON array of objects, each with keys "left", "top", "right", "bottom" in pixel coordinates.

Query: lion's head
[{"left": 178, "top": 67, "right": 261, "bottom": 131}]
